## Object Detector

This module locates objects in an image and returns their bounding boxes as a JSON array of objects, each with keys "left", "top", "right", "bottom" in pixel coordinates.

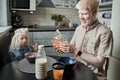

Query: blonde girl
[{"left": 9, "top": 28, "right": 34, "bottom": 62}]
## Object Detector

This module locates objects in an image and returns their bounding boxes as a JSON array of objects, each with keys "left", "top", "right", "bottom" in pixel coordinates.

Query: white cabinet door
[
  {"left": 30, "top": 31, "right": 74, "bottom": 55},
  {"left": 32, "top": 32, "right": 54, "bottom": 46},
  {"left": 62, "top": 31, "right": 74, "bottom": 42},
  {"left": 107, "top": 57, "right": 120, "bottom": 80},
  {"left": 45, "top": 47, "right": 74, "bottom": 57},
  {"left": 31, "top": 31, "right": 74, "bottom": 46},
  {"left": 29, "top": 32, "right": 33, "bottom": 45}
]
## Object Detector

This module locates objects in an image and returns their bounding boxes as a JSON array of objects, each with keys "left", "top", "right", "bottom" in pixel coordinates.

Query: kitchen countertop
[
  {"left": 11, "top": 26, "right": 76, "bottom": 32},
  {"left": 0, "top": 26, "right": 12, "bottom": 39},
  {"left": 29, "top": 26, "right": 76, "bottom": 32}
]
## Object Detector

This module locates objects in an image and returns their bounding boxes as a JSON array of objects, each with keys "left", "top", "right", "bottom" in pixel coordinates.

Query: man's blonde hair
[
  {"left": 76, "top": 0, "right": 99, "bottom": 13},
  {"left": 9, "top": 28, "right": 29, "bottom": 50}
]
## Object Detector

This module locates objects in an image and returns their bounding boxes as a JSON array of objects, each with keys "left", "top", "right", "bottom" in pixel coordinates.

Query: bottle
[{"left": 35, "top": 45, "right": 47, "bottom": 79}]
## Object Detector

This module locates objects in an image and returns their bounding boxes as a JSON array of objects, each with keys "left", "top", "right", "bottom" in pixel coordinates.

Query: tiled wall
[{"left": 18, "top": 7, "right": 80, "bottom": 27}]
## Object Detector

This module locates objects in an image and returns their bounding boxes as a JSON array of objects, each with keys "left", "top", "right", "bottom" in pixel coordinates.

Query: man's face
[{"left": 78, "top": 9, "right": 93, "bottom": 27}]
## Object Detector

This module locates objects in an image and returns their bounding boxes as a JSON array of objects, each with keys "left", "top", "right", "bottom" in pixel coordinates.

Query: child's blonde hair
[{"left": 9, "top": 28, "right": 29, "bottom": 50}]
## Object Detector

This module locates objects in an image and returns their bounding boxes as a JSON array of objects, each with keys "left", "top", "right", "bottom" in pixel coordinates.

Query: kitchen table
[{"left": 0, "top": 55, "right": 98, "bottom": 80}]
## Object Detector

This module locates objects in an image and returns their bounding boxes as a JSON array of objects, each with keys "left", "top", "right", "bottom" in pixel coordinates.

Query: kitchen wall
[
  {"left": 0, "top": 0, "right": 10, "bottom": 26},
  {"left": 14, "top": 8, "right": 112, "bottom": 28},
  {"left": 17, "top": 7, "right": 80, "bottom": 27},
  {"left": 107, "top": 0, "right": 120, "bottom": 79},
  {"left": 97, "top": 10, "right": 112, "bottom": 28}
]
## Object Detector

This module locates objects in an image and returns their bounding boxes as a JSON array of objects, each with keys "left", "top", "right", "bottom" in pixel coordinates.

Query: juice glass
[{"left": 52, "top": 63, "right": 65, "bottom": 80}]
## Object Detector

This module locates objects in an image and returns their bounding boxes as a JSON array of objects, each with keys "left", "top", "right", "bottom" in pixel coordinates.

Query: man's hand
[{"left": 52, "top": 39, "right": 69, "bottom": 54}]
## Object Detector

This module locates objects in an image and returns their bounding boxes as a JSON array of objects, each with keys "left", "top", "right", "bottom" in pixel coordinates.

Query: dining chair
[{"left": 97, "top": 58, "right": 109, "bottom": 80}]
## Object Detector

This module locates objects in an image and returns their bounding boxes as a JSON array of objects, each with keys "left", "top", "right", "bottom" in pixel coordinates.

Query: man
[{"left": 52, "top": 0, "right": 113, "bottom": 76}]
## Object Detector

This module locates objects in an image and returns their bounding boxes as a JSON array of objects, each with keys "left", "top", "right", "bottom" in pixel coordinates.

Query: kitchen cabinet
[
  {"left": 99, "top": 0, "right": 112, "bottom": 9},
  {"left": 31, "top": 32, "right": 54, "bottom": 46},
  {"left": 99, "top": 0, "right": 112, "bottom": 4},
  {"left": 29, "top": 27, "right": 75, "bottom": 55},
  {"left": 31, "top": 31, "right": 74, "bottom": 46},
  {"left": 29, "top": 32, "right": 33, "bottom": 45}
]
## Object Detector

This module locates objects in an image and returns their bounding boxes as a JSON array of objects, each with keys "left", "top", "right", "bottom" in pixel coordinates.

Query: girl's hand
[{"left": 33, "top": 43, "right": 38, "bottom": 52}]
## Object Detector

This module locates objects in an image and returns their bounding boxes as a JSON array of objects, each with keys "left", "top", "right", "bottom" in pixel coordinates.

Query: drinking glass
[{"left": 52, "top": 62, "right": 65, "bottom": 80}]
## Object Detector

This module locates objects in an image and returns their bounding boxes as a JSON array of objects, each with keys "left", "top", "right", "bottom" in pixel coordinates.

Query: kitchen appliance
[{"left": 10, "top": 0, "right": 36, "bottom": 11}]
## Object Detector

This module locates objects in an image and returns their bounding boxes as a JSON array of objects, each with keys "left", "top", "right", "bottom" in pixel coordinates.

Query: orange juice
[
  {"left": 53, "top": 69, "right": 64, "bottom": 80},
  {"left": 52, "top": 63, "right": 65, "bottom": 80}
]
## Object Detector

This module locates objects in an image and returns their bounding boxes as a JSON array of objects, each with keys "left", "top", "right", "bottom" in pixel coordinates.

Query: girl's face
[
  {"left": 17, "top": 34, "right": 29, "bottom": 47},
  {"left": 78, "top": 9, "right": 94, "bottom": 27}
]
